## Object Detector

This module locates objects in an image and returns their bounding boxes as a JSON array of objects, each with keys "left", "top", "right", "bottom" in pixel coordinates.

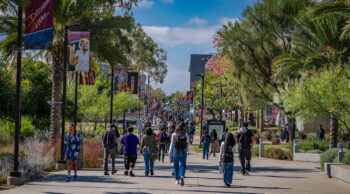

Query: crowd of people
[{"left": 62, "top": 111, "right": 255, "bottom": 188}]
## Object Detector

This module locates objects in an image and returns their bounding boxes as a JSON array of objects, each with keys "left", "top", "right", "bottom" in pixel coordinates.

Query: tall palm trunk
[
  {"left": 330, "top": 114, "right": 338, "bottom": 148},
  {"left": 49, "top": 39, "right": 64, "bottom": 141},
  {"left": 287, "top": 117, "right": 296, "bottom": 141}
]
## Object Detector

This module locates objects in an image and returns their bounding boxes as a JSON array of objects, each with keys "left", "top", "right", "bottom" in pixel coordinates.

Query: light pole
[{"left": 195, "top": 74, "right": 204, "bottom": 146}]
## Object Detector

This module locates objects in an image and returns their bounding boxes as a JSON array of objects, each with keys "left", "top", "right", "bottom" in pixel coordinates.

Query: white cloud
[
  {"left": 188, "top": 17, "right": 207, "bottom": 26},
  {"left": 143, "top": 26, "right": 217, "bottom": 47},
  {"left": 137, "top": 0, "right": 155, "bottom": 9},
  {"left": 219, "top": 17, "right": 240, "bottom": 25}
]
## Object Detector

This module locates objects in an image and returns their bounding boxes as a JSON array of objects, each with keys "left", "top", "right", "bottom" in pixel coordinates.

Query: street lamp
[{"left": 195, "top": 73, "right": 204, "bottom": 146}]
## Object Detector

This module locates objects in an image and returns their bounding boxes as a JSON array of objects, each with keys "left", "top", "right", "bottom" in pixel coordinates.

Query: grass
[{"left": 192, "top": 144, "right": 203, "bottom": 153}]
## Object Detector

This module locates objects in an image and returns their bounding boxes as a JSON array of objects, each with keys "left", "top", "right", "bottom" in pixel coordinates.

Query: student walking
[
  {"left": 169, "top": 125, "right": 190, "bottom": 186},
  {"left": 317, "top": 125, "right": 325, "bottom": 141},
  {"left": 237, "top": 122, "right": 254, "bottom": 175},
  {"left": 187, "top": 121, "right": 196, "bottom": 145},
  {"left": 210, "top": 129, "right": 218, "bottom": 157},
  {"left": 156, "top": 127, "right": 168, "bottom": 162},
  {"left": 120, "top": 127, "right": 140, "bottom": 177},
  {"left": 64, "top": 124, "right": 81, "bottom": 182},
  {"left": 219, "top": 132, "right": 235, "bottom": 187},
  {"left": 201, "top": 131, "right": 211, "bottom": 160},
  {"left": 101, "top": 124, "right": 119, "bottom": 175},
  {"left": 140, "top": 128, "right": 158, "bottom": 176}
]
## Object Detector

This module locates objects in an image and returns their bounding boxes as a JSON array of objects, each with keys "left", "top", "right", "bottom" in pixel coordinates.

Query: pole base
[
  {"left": 56, "top": 161, "right": 66, "bottom": 170},
  {"left": 7, "top": 171, "right": 24, "bottom": 186}
]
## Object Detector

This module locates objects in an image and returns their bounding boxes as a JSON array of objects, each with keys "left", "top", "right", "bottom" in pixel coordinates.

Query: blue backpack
[{"left": 203, "top": 136, "right": 211, "bottom": 146}]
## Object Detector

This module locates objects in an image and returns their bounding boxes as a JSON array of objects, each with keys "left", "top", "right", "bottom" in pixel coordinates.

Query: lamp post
[{"left": 195, "top": 74, "right": 204, "bottom": 146}]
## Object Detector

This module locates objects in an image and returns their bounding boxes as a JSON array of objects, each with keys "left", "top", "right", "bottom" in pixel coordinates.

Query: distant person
[
  {"left": 64, "top": 124, "right": 81, "bottom": 182},
  {"left": 137, "top": 119, "right": 143, "bottom": 137},
  {"left": 220, "top": 127, "right": 229, "bottom": 145},
  {"left": 101, "top": 124, "right": 119, "bottom": 175},
  {"left": 210, "top": 129, "right": 219, "bottom": 157},
  {"left": 187, "top": 121, "right": 196, "bottom": 145},
  {"left": 140, "top": 128, "right": 158, "bottom": 176},
  {"left": 169, "top": 125, "right": 190, "bottom": 186},
  {"left": 317, "top": 125, "right": 325, "bottom": 141},
  {"left": 237, "top": 122, "right": 254, "bottom": 175},
  {"left": 282, "top": 124, "right": 289, "bottom": 143},
  {"left": 219, "top": 132, "right": 235, "bottom": 187},
  {"left": 120, "top": 127, "right": 140, "bottom": 177},
  {"left": 156, "top": 127, "right": 168, "bottom": 162},
  {"left": 201, "top": 131, "right": 211, "bottom": 160}
]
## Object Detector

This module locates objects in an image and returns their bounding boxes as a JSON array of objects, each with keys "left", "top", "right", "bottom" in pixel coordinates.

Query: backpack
[
  {"left": 223, "top": 146, "right": 234, "bottom": 163},
  {"left": 203, "top": 135, "right": 211, "bottom": 146},
  {"left": 102, "top": 130, "right": 115, "bottom": 149},
  {"left": 189, "top": 126, "right": 195, "bottom": 135},
  {"left": 158, "top": 133, "right": 166, "bottom": 143},
  {"left": 239, "top": 131, "right": 252, "bottom": 149},
  {"left": 174, "top": 133, "right": 188, "bottom": 151}
]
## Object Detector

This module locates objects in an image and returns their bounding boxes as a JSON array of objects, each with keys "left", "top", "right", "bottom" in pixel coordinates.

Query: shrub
[
  {"left": 252, "top": 146, "right": 259, "bottom": 157},
  {"left": 298, "top": 131, "right": 307, "bottom": 140},
  {"left": 342, "top": 152, "right": 350, "bottom": 165},
  {"left": 272, "top": 131, "right": 282, "bottom": 139},
  {"left": 299, "top": 134, "right": 329, "bottom": 152},
  {"left": 320, "top": 148, "right": 338, "bottom": 170},
  {"left": 264, "top": 147, "right": 288, "bottom": 160},
  {"left": 83, "top": 139, "right": 103, "bottom": 168},
  {"left": 262, "top": 131, "right": 272, "bottom": 141}
]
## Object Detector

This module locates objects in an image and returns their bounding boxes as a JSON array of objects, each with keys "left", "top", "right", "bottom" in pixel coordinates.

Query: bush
[
  {"left": 272, "top": 131, "right": 282, "bottom": 139},
  {"left": 264, "top": 147, "right": 289, "bottom": 160},
  {"left": 252, "top": 146, "right": 259, "bottom": 157},
  {"left": 262, "top": 131, "right": 272, "bottom": 141},
  {"left": 83, "top": 139, "right": 103, "bottom": 168},
  {"left": 299, "top": 134, "right": 329, "bottom": 152},
  {"left": 342, "top": 152, "right": 350, "bottom": 165},
  {"left": 320, "top": 148, "right": 338, "bottom": 170}
]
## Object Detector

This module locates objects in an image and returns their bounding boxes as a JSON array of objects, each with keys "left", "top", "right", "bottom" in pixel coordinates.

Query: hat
[{"left": 110, "top": 124, "right": 117, "bottom": 129}]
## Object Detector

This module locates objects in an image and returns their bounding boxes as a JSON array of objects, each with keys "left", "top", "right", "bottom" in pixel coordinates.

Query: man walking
[
  {"left": 237, "top": 122, "right": 254, "bottom": 175},
  {"left": 101, "top": 124, "right": 119, "bottom": 175},
  {"left": 156, "top": 127, "right": 168, "bottom": 162},
  {"left": 120, "top": 127, "right": 140, "bottom": 177}
]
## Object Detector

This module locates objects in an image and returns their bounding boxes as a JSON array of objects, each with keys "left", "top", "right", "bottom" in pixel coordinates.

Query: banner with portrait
[
  {"left": 114, "top": 67, "right": 128, "bottom": 92},
  {"left": 128, "top": 72, "right": 139, "bottom": 94},
  {"left": 25, "top": 0, "right": 53, "bottom": 49},
  {"left": 69, "top": 32, "right": 90, "bottom": 72}
]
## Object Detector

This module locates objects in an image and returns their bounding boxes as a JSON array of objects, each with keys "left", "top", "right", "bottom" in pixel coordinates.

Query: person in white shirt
[
  {"left": 169, "top": 125, "right": 190, "bottom": 186},
  {"left": 70, "top": 38, "right": 90, "bottom": 72}
]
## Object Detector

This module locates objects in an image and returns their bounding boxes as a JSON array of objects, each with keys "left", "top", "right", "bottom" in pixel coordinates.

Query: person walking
[
  {"left": 120, "top": 127, "right": 140, "bottom": 177},
  {"left": 317, "top": 125, "right": 325, "bottom": 141},
  {"left": 201, "top": 131, "right": 211, "bottom": 160},
  {"left": 187, "top": 121, "right": 196, "bottom": 145},
  {"left": 282, "top": 124, "right": 289, "bottom": 143},
  {"left": 156, "top": 126, "right": 168, "bottom": 162},
  {"left": 140, "top": 128, "right": 158, "bottom": 176},
  {"left": 169, "top": 125, "right": 190, "bottom": 186},
  {"left": 219, "top": 132, "right": 235, "bottom": 187},
  {"left": 101, "top": 124, "right": 119, "bottom": 175},
  {"left": 64, "top": 124, "right": 81, "bottom": 182},
  {"left": 210, "top": 129, "right": 218, "bottom": 157},
  {"left": 237, "top": 122, "right": 254, "bottom": 175}
]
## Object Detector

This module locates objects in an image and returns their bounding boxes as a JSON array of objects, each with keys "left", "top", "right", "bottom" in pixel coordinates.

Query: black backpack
[
  {"left": 102, "top": 130, "right": 115, "bottom": 149},
  {"left": 239, "top": 131, "right": 251, "bottom": 149},
  {"left": 174, "top": 133, "right": 187, "bottom": 151},
  {"left": 223, "top": 146, "right": 234, "bottom": 163}
]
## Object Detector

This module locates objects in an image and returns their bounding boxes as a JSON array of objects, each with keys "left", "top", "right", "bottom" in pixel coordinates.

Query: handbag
[{"left": 219, "top": 164, "right": 223, "bottom": 174}]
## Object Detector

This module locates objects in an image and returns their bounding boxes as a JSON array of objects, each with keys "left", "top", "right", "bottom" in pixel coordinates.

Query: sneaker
[
  {"left": 104, "top": 172, "right": 109, "bottom": 176},
  {"left": 145, "top": 174, "right": 149, "bottom": 177},
  {"left": 150, "top": 170, "right": 154, "bottom": 176},
  {"left": 245, "top": 171, "right": 250, "bottom": 176},
  {"left": 180, "top": 176, "right": 184, "bottom": 186},
  {"left": 225, "top": 183, "right": 230, "bottom": 188},
  {"left": 73, "top": 174, "right": 77, "bottom": 180},
  {"left": 112, "top": 170, "right": 117, "bottom": 175},
  {"left": 175, "top": 181, "right": 180, "bottom": 185},
  {"left": 124, "top": 171, "right": 129, "bottom": 176},
  {"left": 171, "top": 172, "right": 174, "bottom": 177},
  {"left": 129, "top": 171, "right": 135, "bottom": 177},
  {"left": 66, "top": 176, "right": 71, "bottom": 182}
]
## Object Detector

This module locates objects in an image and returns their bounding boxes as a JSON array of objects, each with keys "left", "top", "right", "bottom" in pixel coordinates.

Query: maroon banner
[
  {"left": 25, "top": 0, "right": 53, "bottom": 49},
  {"left": 187, "top": 91, "right": 194, "bottom": 103},
  {"left": 128, "top": 72, "right": 139, "bottom": 94}
]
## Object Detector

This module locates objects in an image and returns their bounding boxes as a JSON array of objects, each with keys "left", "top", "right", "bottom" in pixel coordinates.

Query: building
[{"left": 188, "top": 54, "right": 213, "bottom": 88}]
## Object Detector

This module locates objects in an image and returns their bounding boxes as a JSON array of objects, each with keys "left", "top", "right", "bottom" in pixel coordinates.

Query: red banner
[{"left": 187, "top": 91, "right": 194, "bottom": 103}]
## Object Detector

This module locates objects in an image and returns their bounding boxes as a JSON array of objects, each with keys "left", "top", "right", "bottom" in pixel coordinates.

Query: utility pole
[
  {"left": 110, "top": 67, "right": 115, "bottom": 123},
  {"left": 195, "top": 74, "right": 205, "bottom": 146}
]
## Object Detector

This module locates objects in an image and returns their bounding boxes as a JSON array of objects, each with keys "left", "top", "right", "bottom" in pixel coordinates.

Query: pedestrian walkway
[{"left": 3, "top": 150, "right": 350, "bottom": 194}]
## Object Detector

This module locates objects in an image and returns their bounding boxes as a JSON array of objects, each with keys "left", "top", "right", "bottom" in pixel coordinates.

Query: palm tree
[{"left": 0, "top": 0, "right": 136, "bottom": 140}]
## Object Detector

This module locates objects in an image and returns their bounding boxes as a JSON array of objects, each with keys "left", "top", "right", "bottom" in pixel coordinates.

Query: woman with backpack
[
  {"left": 64, "top": 124, "right": 81, "bottom": 182},
  {"left": 201, "top": 131, "right": 211, "bottom": 160},
  {"left": 169, "top": 125, "right": 190, "bottom": 186},
  {"left": 210, "top": 129, "right": 218, "bottom": 157},
  {"left": 219, "top": 132, "right": 235, "bottom": 187},
  {"left": 140, "top": 128, "right": 158, "bottom": 176},
  {"left": 156, "top": 126, "right": 168, "bottom": 162}
]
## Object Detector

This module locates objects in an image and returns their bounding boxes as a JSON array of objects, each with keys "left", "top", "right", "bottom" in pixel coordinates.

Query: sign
[
  {"left": 25, "top": 0, "right": 53, "bottom": 49},
  {"left": 114, "top": 67, "right": 128, "bottom": 92},
  {"left": 128, "top": 72, "right": 139, "bottom": 94},
  {"left": 69, "top": 32, "right": 90, "bottom": 72},
  {"left": 207, "top": 120, "right": 226, "bottom": 140},
  {"left": 186, "top": 91, "right": 194, "bottom": 104}
]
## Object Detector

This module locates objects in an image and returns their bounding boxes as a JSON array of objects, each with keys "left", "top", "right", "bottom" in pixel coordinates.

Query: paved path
[{"left": 2, "top": 149, "right": 350, "bottom": 194}]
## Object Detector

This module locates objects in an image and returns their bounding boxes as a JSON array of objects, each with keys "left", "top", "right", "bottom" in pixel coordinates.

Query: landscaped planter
[{"left": 293, "top": 152, "right": 321, "bottom": 163}]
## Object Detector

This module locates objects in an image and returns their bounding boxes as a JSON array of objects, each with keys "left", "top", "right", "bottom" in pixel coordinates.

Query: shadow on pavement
[
  {"left": 250, "top": 167, "right": 316, "bottom": 173},
  {"left": 32, "top": 174, "right": 135, "bottom": 184},
  {"left": 253, "top": 174, "right": 305, "bottom": 179}
]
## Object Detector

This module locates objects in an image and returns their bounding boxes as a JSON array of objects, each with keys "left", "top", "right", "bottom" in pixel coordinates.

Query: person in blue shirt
[
  {"left": 317, "top": 125, "right": 325, "bottom": 141},
  {"left": 64, "top": 124, "right": 81, "bottom": 182}
]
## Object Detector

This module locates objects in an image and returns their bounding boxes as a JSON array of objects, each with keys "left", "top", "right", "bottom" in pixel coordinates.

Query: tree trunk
[
  {"left": 259, "top": 109, "right": 264, "bottom": 134},
  {"left": 256, "top": 110, "right": 260, "bottom": 131},
  {"left": 287, "top": 117, "right": 296, "bottom": 141},
  {"left": 239, "top": 109, "right": 244, "bottom": 128},
  {"left": 94, "top": 122, "right": 97, "bottom": 131},
  {"left": 330, "top": 114, "right": 338, "bottom": 148},
  {"left": 234, "top": 109, "right": 238, "bottom": 123},
  {"left": 49, "top": 39, "right": 64, "bottom": 141},
  {"left": 249, "top": 112, "right": 254, "bottom": 126}
]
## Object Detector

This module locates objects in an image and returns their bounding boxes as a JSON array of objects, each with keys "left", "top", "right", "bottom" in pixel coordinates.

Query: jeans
[
  {"left": 239, "top": 148, "right": 251, "bottom": 173},
  {"left": 189, "top": 135, "right": 194, "bottom": 145},
  {"left": 223, "top": 162, "right": 234, "bottom": 184},
  {"left": 203, "top": 145, "right": 209, "bottom": 160},
  {"left": 143, "top": 151, "right": 154, "bottom": 175},
  {"left": 173, "top": 148, "right": 187, "bottom": 181},
  {"left": 158, "top": 144, "right": 166, "bottom": 161},
  {"left": 104, "top": 149, "right": 116, "bottom": 173}
]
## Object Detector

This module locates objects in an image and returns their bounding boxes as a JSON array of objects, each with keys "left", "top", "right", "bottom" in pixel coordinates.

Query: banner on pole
[
  {"left": 128, "top": 72, "right": 139, "bottom": 94},
  {"left": 138, "top": 74, "right": 147, "bottom": 98},
  {"left": 114, "top": 67, "right": 128, "bottom": 92},
  {"left": 69, "top": 32, "right": 90, "bottom": 72},
  {"left": 186, "top": 91, "right": 194, "bottom": 104},
  {"left": 25, "top": 0, "right": 53, "bottom": 49}
]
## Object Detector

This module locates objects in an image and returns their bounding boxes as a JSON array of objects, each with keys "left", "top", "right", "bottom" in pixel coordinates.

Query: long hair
[
  {"left": 146, "top": 128, "right": 153, "bottom": 136},
  {"left": 224, "top": 132, "right": 235, "bottom": 148}
]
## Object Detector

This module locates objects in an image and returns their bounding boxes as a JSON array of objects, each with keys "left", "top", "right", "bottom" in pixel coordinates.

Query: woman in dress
[{"left": 65, "top": 124, "right": 81, "bottom": 182}]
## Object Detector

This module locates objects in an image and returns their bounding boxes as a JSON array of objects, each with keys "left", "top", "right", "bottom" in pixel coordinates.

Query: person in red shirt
[{"left": 156, "top": 127, "right": 168, "bottom": 162}]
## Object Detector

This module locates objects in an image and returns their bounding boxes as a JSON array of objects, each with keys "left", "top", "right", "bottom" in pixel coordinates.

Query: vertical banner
[
  {"left": 187, "top": 91, "right": 194, "bottom": 104},
  {"left": 114, "top": 67, "right": 128, "bottom": 92},
  {"left": 25, "top": 0, "right": 53, "bottom": 49},
  {"left": 69, "top": 32, "right": 90, "bottom": 72},
  {"left": 128, "top": 72, "right": 139, "bottom": 94},
  {"left": 138, "top": 74, "right": 147, "bottom": 98}
]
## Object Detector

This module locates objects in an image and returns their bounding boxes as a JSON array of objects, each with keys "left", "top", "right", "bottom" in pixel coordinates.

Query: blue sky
[{"left": 131, "top": 0, "right": 255, "bottom": 95}]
